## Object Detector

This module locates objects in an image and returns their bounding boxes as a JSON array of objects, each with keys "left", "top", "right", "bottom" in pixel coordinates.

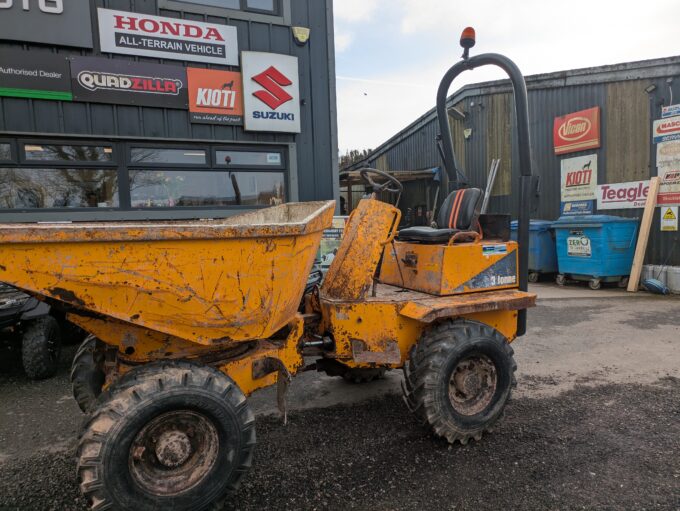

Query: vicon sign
[{"left": 553, "top": 107, "right": 601, "bottom": 155}]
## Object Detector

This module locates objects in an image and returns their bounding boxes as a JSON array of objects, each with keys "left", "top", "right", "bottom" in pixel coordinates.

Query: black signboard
[
  {"left": 70, "top": 57, "right": 189, "bottom": 109},
  {"left": 0, "top": 50, "right": 72, "bottom": 101},
  {"left": 0, "top": 0, "right": 93, "bottom": 48}
]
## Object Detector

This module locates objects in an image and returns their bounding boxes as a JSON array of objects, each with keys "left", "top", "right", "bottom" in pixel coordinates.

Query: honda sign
[{"left": 242, "top": 52, "right": 301, "bottom": 133}]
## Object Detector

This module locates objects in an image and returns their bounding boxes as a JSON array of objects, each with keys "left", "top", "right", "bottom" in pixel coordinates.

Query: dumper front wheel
[
  {"left": 77, "top": 361, "right": 255, "bottom": 511},
  {"left": 402, "top": 320, "right": 515, "bottom": 445}
]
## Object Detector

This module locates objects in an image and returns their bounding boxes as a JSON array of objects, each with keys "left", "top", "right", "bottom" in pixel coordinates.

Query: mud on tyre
[
  {"left": 402, "top": 319, "right": 516, "bottom": 445},
  {"left": 77, "top": 361, "right": 256, "bottom": 511}
]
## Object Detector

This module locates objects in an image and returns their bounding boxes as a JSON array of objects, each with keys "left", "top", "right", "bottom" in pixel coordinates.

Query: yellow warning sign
[{"left": 661, "top": 206, "right": 678, "bottom": 231}]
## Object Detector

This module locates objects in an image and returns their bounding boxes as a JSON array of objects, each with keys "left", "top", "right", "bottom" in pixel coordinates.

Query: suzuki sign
[
  {"left": 97, "top": 8, "right": 238, "bottom": 65},
  {"left": 242, "top": 52, "right": 301, "bottom": 133},
  {"left": 553, "top": 107, "right": 601, "bottom": 155}
]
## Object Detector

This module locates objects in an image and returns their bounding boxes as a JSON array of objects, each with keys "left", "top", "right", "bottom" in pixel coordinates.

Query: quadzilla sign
[
  {"left": 553, "top": 107, "right": 601, "bottom": 155},
  {"left": 97, "top": 8, "right": 238, "bottom": 65},
  {"left": 70, "top": 57, "right": 188, "bottom": 109},
  {"left": 653, "top": 115, "right": 680, "bottom": 144},
  {"left": 187, "top": 68, "right": 243, "bottom": 125},
  {"left": 560, "top": 154, "right": 597, "bottom": 202},
  {"left": 242, "top": 52, "right": 301, "bottom": 133}
]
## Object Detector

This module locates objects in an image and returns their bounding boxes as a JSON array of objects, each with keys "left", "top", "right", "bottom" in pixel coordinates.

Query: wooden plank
[{"left": 627, "top": 176, "right": 661, "bottom": 292}]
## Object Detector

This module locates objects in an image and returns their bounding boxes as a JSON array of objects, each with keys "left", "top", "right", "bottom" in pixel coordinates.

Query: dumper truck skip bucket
[{"left": 0, "top": 200, "right": 335, "bottom": 345}]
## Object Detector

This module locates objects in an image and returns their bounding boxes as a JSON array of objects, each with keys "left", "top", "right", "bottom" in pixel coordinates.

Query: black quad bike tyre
[
  {"left": 77, "top": 361, "right": 256, "bottom": 511},
  {"left": 402, "top": 319, "right": 516, "bottom": 445},
  {"left": 70, "top": 335, "right": 106, "bottom": 413},
  {"left": 21, "top": 316, "right": 61, "bottom": 380}
]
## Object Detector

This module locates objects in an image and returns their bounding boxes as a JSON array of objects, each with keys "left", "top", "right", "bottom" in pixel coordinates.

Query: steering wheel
[{"left": 358, "top": 168, "right": 404, "bottom": 195}]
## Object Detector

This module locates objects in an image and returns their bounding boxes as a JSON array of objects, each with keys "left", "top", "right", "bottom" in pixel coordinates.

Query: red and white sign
[
  {"left": 658, "top": 167, "right": 680, "bottom": 205},
  {"left": 597, "top": 180, "right": 650, "bottom": 210},
  {"left": 553, "top": 107, "right": 601, "bottom": 155},
  {"left": 653, "top": 115, "right": 680, "bottom": 143},
  {"left": 242, "top": 51, "right": 300, "bottom": 133},
  {"left": 560, "top": 154, "right": 597, "bottom": 201},
  {"left": 97, "top": 8, "right": 238, "bottom": 65}
]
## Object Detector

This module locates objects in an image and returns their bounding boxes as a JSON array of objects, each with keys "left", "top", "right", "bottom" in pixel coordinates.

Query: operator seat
[{"left": 397, "top": 187, "right": 483, "bottom": 243}]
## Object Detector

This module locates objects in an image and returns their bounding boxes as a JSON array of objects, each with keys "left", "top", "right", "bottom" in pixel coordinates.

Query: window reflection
[
  {"left": 24, "top": 144, "right": 113, "bottom": 162},
  {"left": 0, "top": 144, "right": 10, "bottom": 161},
  {"left": 131, "top": 148, "right": 207, "bottom": 165},
  {"left": 0, "top": 168, "right": 118, "bottom": 209},
  {"left": 129, "top": 170, "right": 285, "bottom": 207}
]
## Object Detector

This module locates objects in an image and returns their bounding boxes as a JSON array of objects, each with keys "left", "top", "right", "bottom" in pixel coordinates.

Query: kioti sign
[
  {"left": 97, "top": 8, "right": 238, "bottom": 65},
  {"left": 187, "top": 68, "right": 243, "bottom": 125},
  {"left": 553, "top": 107, "right": 601, "bottom": 155},
  {"left": 560, "top": 154, "right": 597, "bottom": 202}
]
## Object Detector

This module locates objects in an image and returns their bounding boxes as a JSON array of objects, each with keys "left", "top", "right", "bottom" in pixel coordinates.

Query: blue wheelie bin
[
  {"left": 510, "top": 220, "right": 558, "bottom": 282},
  {"left": 551, "top": 215, "right": 639, "bottom": 289}
]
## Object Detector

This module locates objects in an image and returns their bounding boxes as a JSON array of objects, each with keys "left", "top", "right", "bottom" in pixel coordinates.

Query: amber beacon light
[{"left": 460, "top": 27, "right": 476, "bottom": 59}]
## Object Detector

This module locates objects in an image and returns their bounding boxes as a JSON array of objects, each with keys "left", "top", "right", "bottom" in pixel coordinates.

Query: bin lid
[
  {"left": 510, "top": 219, "right": 553, "bottom": 231},
  {"left": 552, "top": 215, "right": 639, "bottom": 228}
]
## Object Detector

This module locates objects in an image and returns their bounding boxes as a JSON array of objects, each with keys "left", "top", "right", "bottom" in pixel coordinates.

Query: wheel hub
[
  {"left": 449, "top": 354, "right": 498, "bottom": 416},
  {"left": 155, "top": 430, "right": 193, "bottom": 468},
  {"left": 129, "top": 410, "right": 219, "bottom": 496}
]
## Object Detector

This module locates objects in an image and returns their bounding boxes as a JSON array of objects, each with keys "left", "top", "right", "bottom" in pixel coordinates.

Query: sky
[{"left": 333, "top": 0, "right": 680, "bottom": 155}]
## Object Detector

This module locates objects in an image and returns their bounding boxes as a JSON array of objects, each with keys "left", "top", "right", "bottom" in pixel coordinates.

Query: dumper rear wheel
[
  {"left": 70, "top": 335, "right": 105, "bottom": 413},
  {"left": 77, "top": 361, "right": 255, "bottom": 511},
  {"left": 402, "top": 320, "right": 515, "bottom": 445},
  {"left": 22, "top": 316, "right": 61, "bottom": 380}
]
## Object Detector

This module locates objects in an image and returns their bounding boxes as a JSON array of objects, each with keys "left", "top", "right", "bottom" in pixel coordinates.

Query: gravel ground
[
  {"left": 1, "top": 292, "right": 679, "bottom": 510},
  {"left": 1, "top": 379, "right": 679, "bottom": 510}
]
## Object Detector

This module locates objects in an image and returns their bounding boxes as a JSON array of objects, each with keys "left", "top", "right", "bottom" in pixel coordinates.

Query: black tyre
[
  {"left": 77, "top": 361, "right": 256, "bottom": 511},
  {"left": 402, "top": 319, "right": 516, "bottom": 445},
  {"left": 70, "top": 335, "right": 106, "bottom": 413},
  {"left": 342, "top": 367, "right": 387, "bottom": 384},
  {"left": 21, "top": 316, "right": 61, "bottom": 380},
  {"left": 528, "top": 272, "right": 540, "bottom": 283}
]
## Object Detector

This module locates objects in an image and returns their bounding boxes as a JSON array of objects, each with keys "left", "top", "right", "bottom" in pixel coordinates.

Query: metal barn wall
[
  {"left": 0, "top": 0, "right": 338, "bottom": 207},
  {"left": 349, "top": 57, "right": 680, "bottom": 266}
]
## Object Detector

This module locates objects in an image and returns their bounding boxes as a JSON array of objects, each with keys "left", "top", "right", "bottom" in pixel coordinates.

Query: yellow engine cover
[{"left": 379, "top": 240, "right": 519, "bottom": 296}]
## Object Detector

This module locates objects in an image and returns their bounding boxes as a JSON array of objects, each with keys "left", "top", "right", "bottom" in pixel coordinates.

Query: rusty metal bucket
[{"left": 0, "top": 201, "right": 334, "bottom": 345}]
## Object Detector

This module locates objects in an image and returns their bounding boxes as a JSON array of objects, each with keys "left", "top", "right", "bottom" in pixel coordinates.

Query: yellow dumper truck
[{"left": 0, "top": 30, "right": 537, "bottom": 510}]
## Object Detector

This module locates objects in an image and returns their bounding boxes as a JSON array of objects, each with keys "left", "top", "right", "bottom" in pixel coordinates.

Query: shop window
[
  {"left": 175, "top": 0, "right": 277, "bottom": 13},
  {"left": 0, "top": 168, "right": 119, "bottom": 209},
  {"left": 245, "top": 0, "right": 275, "bottom": 12},
  {"left": 129, "top": 170, "right": 285, "bottom": 208},
  {"left": 24, "top": 144, "right": 113, "bottom": 163},
  {"left": 131, "top": 148, "right": 207, "bottom": 166},
  {"left": 215, "top": 150, "right": 283, "bottom": 168},
  {"left": 0, "top": 143, "right": 10, "bottom": 161}
]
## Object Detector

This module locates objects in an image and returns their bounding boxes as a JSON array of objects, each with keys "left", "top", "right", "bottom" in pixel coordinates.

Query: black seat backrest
[{"left": 436, "top": 188, "right": 483, "bottom": 230}]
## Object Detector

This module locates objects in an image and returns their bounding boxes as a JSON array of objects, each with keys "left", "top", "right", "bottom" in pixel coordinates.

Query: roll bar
[{"left": 436, "top": 29, "right": 535, "bottom": 336}]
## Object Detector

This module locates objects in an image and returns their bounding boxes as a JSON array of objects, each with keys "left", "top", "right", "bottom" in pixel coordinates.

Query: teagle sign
[
  {"left": 553, "top": 107, "right": 601, "bottom": 155},
  {"left": 97, "top": 8, "right": 238, "bottom": 65},
  {"left": 187, "top": 68, "right": 243, "bottom": 125},
  {"left": 242, "top": 52, "right": 301, "bottom": 133},
  {"left": 597, "top": 180, "right": 650, "bottom": 210}
]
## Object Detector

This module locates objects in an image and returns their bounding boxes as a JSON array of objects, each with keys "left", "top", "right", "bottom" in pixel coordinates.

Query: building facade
[
  {"left": 0, "top": 0, "right": 338, "bottom": 222},
  {"left": 347, "top": 56, "right": 680, "bottom": 266}
]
